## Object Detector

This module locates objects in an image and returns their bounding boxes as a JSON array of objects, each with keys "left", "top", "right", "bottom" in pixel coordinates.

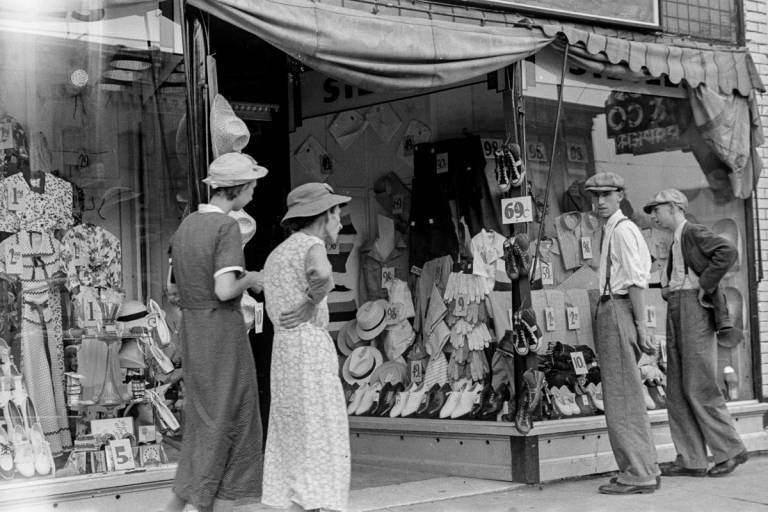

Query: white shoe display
[
  {"left": 643, "top": 385, "right": 656, "bottom": 410},
  {"left": 586, "top": 382, "right": 604, "bottom": 411},
  {"left": 355, "top": 382, "right": 382, "bottom": 416},
  {"left": 389, "top": 388, "right": 411, "bottom": 418},
  {"left": 400, "top": 383, "right": 427, "bottom": 418},
  {"left": 439, "top": 380, "right": 468, "bottom": 419},
  {"left": 450, "top": 382, "right": 483, "bottom": 419},
  {"left": 347, "top": 383, "right": 369, "bottom": 415},
  {"left": 559, "top": 386, "right": 581, "bottom": 415}
]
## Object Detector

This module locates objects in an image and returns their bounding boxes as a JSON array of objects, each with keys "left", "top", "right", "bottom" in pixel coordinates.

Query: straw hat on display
[
  {"left": 355, "top": 299, "right": 388, "bottom": 341},
  {"left": 342, "top": 346, "right": 383, "bottom": 385},
  {"left": 337, "top": 319, "right": 367, "bottom": 356},
  {"left": 281, "top": 182, "right": 351, "bottom": 225},
  {"left": 369, "top": 361, "right": 409, "bottom": 387},
  {"left": 211, "top": 94, "right": 250, "bottom": 158}
]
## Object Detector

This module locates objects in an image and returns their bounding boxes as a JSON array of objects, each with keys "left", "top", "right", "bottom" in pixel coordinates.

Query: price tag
[
  {"left": 481, "top": 138, "right": 503, "bottom": 160},
  {"left": 410, "top": 265, "right": 422, "bottom": 276},
  {"left": 500, "top": 196, "right": 533, "bottom": 225},
  {"left": 655, "top": 335, "right": 667, "bottom": 363},
  {"left": 6, "top": 184, "right": 26, "bottom": 212},
  {"left": 453, "top": 294, "right": 468, "bottom": 317},
  {"left": 581, "top": 237, "right": 593, "bottom": 260},
  {"left": 566, "top": 307, "right": 581, "bottom": 330},
  {"left": 526, "top": 141, "right": 547, "bottom": 162},
  {"left": 435, "top": 153, "right": 449, "bottom": 174},
  {"left": 570, "top": 351, "right": 588, "bottom": 375},
  {"left": 385, "top": 303, "right": 401, "bottom": 324},
  {"left": 392, "top": 194, "right": 404, "bottom": 215},
  {"left": 83, "top": 298, "right": 100, "bottom": 327},
  {"left": 0, "top": 121, "right": 13, "bottom": 150},
  {"left": 381, "top": 266, "right": 395, "bottom": 287},
  {"left": 544, "top": 307, "right": 556, "bottom": 331},
  {"left": 646, "top": 306, "right": 657, "bottom": 328},
  {"left": 5, "top": 246, "right": 22, "bottom": 275},
  {"left": 581, "top": 395, "right": 591, "bottom": 407},
  {"left": 254, "top": 302, "right": 264, "bottom": 334},
  {"left": 325, "top": 240, "right": 340, "bottom": 255},
  {"left": 540, "top": 261, "right": 554, "bottom": 286},
  {"left": 107, "top": 438, "right": 136, "bottom": 471}
]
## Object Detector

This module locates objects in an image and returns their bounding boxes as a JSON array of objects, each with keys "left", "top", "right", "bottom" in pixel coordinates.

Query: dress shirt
[
  {"left": 598, "top": 210, "right": 651, "bottom": 295},
  {"left": 668, "top": 220, "right": 700, "bottom": 291}
]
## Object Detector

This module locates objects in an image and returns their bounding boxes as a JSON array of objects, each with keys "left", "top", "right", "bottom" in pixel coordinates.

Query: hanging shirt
[
  {"left": 470, "top": 229, "right": 509, "bottom": 294},
  {"left": 598, "top": 210, "right": 651, "bottom": 296},
  {"left": 668, "top": 220, "right": 700, "bottom": 291},
  {"left": 0, "top": 231, "right": 63, "bottom": 291},
  {"left": 0, "top": 171, "right": 73, "bottom": 233},
  {"left": 554, "top": 212, "right": 583, "bottom": 270},
  {"left": 60, "top": 224, "right": 123, "bottom": 292}
]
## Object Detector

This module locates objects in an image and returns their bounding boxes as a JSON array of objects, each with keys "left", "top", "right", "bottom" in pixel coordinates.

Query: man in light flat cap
[
  {"left": 646, "top": 189, "right": 747, "bottom": 478},
  {"left": 586, "top": 172, "right": 660, "bottom": 495}
]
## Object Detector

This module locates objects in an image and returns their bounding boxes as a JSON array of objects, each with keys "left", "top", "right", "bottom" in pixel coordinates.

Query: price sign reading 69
[{"left": 500, "top": 196, "right": 533, "bottom": 225}]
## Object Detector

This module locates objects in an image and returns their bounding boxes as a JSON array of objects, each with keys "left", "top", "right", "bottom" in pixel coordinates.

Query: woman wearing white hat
[
  {"left": 262, "top": 182, "right": 352, "bottom": 512},
  {"left": 162, "top": 151, "right": 268, "bottom": 512}
]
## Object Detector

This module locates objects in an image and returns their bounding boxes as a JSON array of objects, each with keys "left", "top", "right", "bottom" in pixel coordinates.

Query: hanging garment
[
  {"left": 0, "top": 231, "right": 71, "bottom": 454},
  {"left": 359, "top": 237, "right": 409, "bottom": 302},
  {"left": 470, "top": 229, "right": 509, "bottom": 294},
  {"left": 327, "top": 215, "right": 359, "bottom": 340},
  {"left": 0, "top": 171, "right": 74, "bottom": 233},
  {"left": 60, "top": 224, "right": 123, "bottom": 292}
]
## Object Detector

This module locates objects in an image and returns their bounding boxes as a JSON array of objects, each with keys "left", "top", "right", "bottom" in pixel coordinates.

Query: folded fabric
[
  {"left": 385, "top": 278, "right": 415, "bottom": 323},
  {"left": 424, "top": 284, "right": 447, "bottom": 335},
  {"left": 426, "top": 320, "right": 451, "bottom": 358},
  {"left": 422, "top": 352, "right": 449, "bottom": 390}
]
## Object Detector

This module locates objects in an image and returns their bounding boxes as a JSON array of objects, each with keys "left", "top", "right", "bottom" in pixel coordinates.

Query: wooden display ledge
[{"left": 349, "top": 400, "right": 768, "bottom": 483}]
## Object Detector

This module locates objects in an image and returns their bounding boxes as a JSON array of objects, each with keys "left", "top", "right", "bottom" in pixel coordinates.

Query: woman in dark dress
[{"left": 163, "top": 152, "right": 267, "bottom": 512}]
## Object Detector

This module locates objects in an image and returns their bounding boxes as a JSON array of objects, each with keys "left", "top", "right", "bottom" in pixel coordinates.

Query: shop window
[
  {"left": 0, "top": 6, "right": 187, "bottom": 485},
  {"left": 661, "top": 0, "right": 739, "bottom": 42}
]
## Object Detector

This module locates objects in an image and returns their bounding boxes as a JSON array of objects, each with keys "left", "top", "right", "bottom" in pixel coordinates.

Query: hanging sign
[
  {"left": 540, "top": 261, "right": 554, "bottom": 286},
  {"left": 580, "top": 237, "right": 593, "bottom": 260},
  {"left": 570, "top": 352, "right": 589, "bottom": 375},
  {"left": 481, "top": 138, "right": 504, "bottom": 160},
  {"left": 381, "top": 266, "right": 395, "bottom": 287},
  {"left": 645, "top": 306, "right": 657, "bottom": 328},
  {"left": 6, "top": 184, "right": 25, "bottom": 211},
  {"left": 5, "top": 245, "right": 22, "bottom": 275},
  {"left": 604, "top": 91, "right": 688, "bottom": 155},
  {"left": 435, "top": 153, "right": 449, "bottom": 174},
  {"left": 500, "top": 196, "right": 533, "bottom": 225},
  {"left": 566, "top": 307, "right": 581, "bottom": 330},
  {"left": 543, "top": 307, "right": 556, "bottom": 331}
]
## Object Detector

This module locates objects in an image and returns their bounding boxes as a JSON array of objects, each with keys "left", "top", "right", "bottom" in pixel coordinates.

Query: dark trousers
[{"left": 666, "top": 290, "right": 745, "bottom": 468}]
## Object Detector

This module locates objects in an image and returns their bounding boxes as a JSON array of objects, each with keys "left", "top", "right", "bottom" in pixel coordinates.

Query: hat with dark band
[{"left": 355, "top": 300, "right": 388, "bottom": 340}]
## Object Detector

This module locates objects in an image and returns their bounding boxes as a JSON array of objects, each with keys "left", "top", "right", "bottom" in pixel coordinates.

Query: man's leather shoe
[
  {"left": 425, "top": 383, "right": 451, "bottom": 418},
  {"left": 469, "top": 382, "right": 492, "bottom": 419},
  {"left": 659, "top": 461, "right": 707, "bottom": 477},
  {"left": 708, "top": 451, "right": 748, "bottom": 477},
  {"left": 365, "top": 382, "right": 391, "bottom": 416},
  {"left": 610, "top": 475, "right": 661, "bottom": 489},
  {"left": 598, "top": 481, "right": 656, "bottom": 494},
  {"left": 477, "top": 383, "right": 510, "bottom": 421},
  {"left": 415, "top": 384, "right": 440, "bottom": 417}
]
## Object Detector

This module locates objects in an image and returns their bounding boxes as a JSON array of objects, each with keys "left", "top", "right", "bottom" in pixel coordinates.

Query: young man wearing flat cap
[
  {"left": 586, "top": 171, "right": 661, "bottom": 495},
  {"left": 645, "top": 189, "right": 747, "bottom": 479}
]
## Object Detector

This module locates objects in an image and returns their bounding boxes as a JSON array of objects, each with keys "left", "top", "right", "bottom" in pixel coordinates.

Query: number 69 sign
[{"left": 500, "top": 197, "right": 533, "bottom": 225}]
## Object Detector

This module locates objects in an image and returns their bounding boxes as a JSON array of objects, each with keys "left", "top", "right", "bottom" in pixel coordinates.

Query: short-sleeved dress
[
  {"left": 262, "top": 232, "right": 351, "bottom": 511},
  {"left": 170, "top": 208, "right": 263, "bottom": 509}
]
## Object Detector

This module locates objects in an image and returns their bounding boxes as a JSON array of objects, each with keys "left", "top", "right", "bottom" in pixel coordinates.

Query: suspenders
[{"left": 600, "top": 218, "right": 629, "bottom": 302}]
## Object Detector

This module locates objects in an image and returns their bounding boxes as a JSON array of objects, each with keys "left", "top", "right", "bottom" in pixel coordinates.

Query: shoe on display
[
  {"left": 425, "top": 383, "right": 452, "bottom": 419},
  {"left": 378, "top": 382, "right": 404, "bottom": 417},
  {"left": 585, "top": 382, "right": 604, "bottom": 411},
  {"left": 469, "top": 382, "right": 492, "bottom": 419},
  {"left": 0, "top": 424, "right": 13, "bottom": 480},
  {"left": 477, "top": 383, "right": 510, "bottom": 421},
  {"left": 439, "top": 380, "right": 468, "bottom": 419},
  {"left": 344, "top": 383, "right": 359, "bottom": 405},
  {"left": 558, "top": 386, "right": 581, "bottom": 415},
  {"left": 415, "top": 384, "right": 440, "bottom": 418},
  {"left": 355, "top": 382, "right": 382, "bottom": 416},
  {"left": 707, "top": 451, "right": 748, "bottom": 477},
  {"left": 642, "top": 385, "right": 656, "bottom": 410},
  {"left": 400, "top": 383, "right": 428, "bottom": 418},
  {"left": 389, "top": 387, "right": 411, "bottom": 418},
  {"left": 4, "top": 401, "right": 25, "bottom": 438},
  {"left": 548, "top": 387, "right": 571, "bottom": 417},
  {"left": 29, "top": 423, "right": 51, "bottom": 476},
  {"left": 347, "top": 383, "right": 369, "bottom": 415},
  {"left": 367, "top": 382, "right": 392, "bottom": 416},
  {"left": 514, "top": 393, "right": 533, "bottom": 434},
  {"left": 450, "top": 382, "right": 484, "bottom": 419},
  {"left": 523, "top": 369, "right": 545, "bottom": 412},
  {"left": 11, "top": 425, "right": 34, "bottom": 478}
]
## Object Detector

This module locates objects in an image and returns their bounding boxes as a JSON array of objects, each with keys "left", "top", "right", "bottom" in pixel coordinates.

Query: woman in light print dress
[{"left": 262, "top": 182, "right": 352, "bottom": 512}]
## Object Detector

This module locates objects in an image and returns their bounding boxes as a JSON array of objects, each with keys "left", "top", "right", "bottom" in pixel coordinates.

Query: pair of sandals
[{"left": 1, "top": 397, "right": 53, "bottom": 478}]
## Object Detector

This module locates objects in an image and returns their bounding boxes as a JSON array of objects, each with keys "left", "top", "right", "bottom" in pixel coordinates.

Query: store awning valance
[{"left": 189, "top": 0, "right": 764, "bottom": 96}]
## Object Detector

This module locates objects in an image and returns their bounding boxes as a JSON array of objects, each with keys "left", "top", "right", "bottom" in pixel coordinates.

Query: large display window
[{"left": 0, "top": 6, "right": 187, "bottom": 485}]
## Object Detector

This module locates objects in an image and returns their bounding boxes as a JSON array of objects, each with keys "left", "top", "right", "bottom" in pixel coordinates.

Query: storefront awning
[{"left": 189, "top": 0, "right": 764, "bottom": 96}]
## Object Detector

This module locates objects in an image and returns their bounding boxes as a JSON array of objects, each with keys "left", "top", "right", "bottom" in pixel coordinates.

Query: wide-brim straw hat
[
  {"left": 369, "top": 360, "right": 409, "bottom": 387},
  {"left": 337, "top": 319, "right": 367, "bottom": 356},
  {"left": 211, "top": 94, "right": 250, "bottom": 158},
  {"left": 342, "top": 346, "right": 383, "bottom": 384},
  {"left": 355, "top": 299, "right": 388, "bottom": 341},
  {"left": 281, "top": 182, "right": 351, "bottom": 224}
]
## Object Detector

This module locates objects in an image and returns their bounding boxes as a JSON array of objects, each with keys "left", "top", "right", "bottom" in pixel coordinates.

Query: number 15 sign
[{"left": 500, "top": 196, "right": 533, "bottom": 225}]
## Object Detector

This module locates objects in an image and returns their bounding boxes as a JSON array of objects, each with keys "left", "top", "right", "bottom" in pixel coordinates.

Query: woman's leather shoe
[
  {"left": 425, "top": 383, "right": 451, "bottom": 418},
  {"left": 476, "top": 383, "right": 509, "bottom": 420},
  {"left": 415, "top": 384, "right": 440, "bottom": 417},
  {"left": 366, "top": 383, "right": 392, "bottom": 416},
  {"left": 377, "top": 383, "right": 403, "bottom": 417}
]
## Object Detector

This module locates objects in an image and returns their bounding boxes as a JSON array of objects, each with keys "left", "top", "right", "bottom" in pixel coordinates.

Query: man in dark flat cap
[
  {"left": 646, "top": 189, "right": 747, "bottom": 479},
  {"left": 587, "top": 172, "right": 661, "bottom": 495}
]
